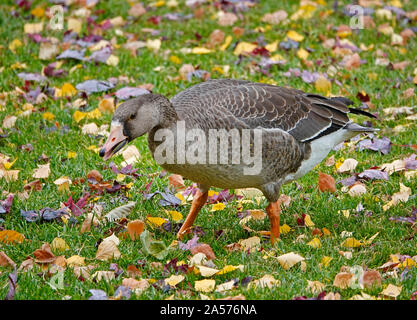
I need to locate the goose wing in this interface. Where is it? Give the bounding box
[172,79,374,142]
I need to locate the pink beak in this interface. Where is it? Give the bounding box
[99,125,128,160]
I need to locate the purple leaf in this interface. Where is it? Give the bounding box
[0,194,14,215]
[17,72,46,82]
[88,289,108,300]
[115,87,150,100]
[178,235,199,251]
[357,137,391,155]
[4,267,17,300]
[358,169,389,181]
[88,46,112,63]
[338,175,357,186]
[56,49,86,61]
[114,286,131,299]
[405,154,417,170]
[76,80,115,94]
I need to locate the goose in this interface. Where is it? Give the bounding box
[99,79,376,242]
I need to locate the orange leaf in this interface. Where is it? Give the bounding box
[318,172,336,193]
[127,220,145,240]
[0,230,25,244]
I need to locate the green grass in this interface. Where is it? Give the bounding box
[0,0,417,300]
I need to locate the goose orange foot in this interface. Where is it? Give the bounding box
[177,190,281,244]
[177,189,208,240]
[266,200,281,243]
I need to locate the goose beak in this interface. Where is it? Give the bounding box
[99,125,128,160]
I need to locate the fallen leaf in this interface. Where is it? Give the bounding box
[276,252,305,270]
[195,279,216,292]
[127,220,145,240]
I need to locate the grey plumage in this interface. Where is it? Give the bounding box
[108,79,376,202]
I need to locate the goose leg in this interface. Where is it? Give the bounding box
[266,200,281,243]
[177,189,209,240]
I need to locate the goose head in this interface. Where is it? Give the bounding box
[99,93,174,160]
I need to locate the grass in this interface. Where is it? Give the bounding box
[0,0,417,300]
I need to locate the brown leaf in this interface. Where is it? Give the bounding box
[127,220,145,240]
[33,243,56,264]
[333,272,352,289]
[128,3,146,17]
[168,174,185,191]
[363,269,382,289]
[126,265,142,278]
[318,172,336,193]
[218,12,237,26]
[122,278,149,292]
[261,10,288,24]
[87,170,103,183]
[190,243,216,260]
[0,251,16,268]
[391,61,409,70]
[207,29,225,49]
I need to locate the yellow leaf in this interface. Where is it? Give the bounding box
[233,42,257,55]
[175,192,187,205]
[220,35,232,51]
[307,237,321,248]
[165,210,183,222]
[165,274,184,287]
[146,216,167,228]
[281,224,291,234]
[341,237,363,248]
[217,264,244,275]
[42,112,55,121]
[265,41,278,53]
[270,54,286,62]
[208,190,218,197]
[3,158,17,170]
[195,279,216,293]
[57,83,77,97]
[211,203,225,211]
[287,30,304,42]
[320,256,333,267]
[73,110,87,123]
[304,214,315,228]
[169,55,182,64]
[31,6,45,18]
[192,47,213,54]
[67,151,77,159]
[86,108,102,119]
[297,48,309,60]
[315,76,331,95]
[51,237,70,253]
[290,4,316,20]
[9,39,22,52]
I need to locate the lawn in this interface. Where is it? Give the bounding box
[0,0,417,300]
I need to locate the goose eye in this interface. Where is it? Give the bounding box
[130,114,136,120]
